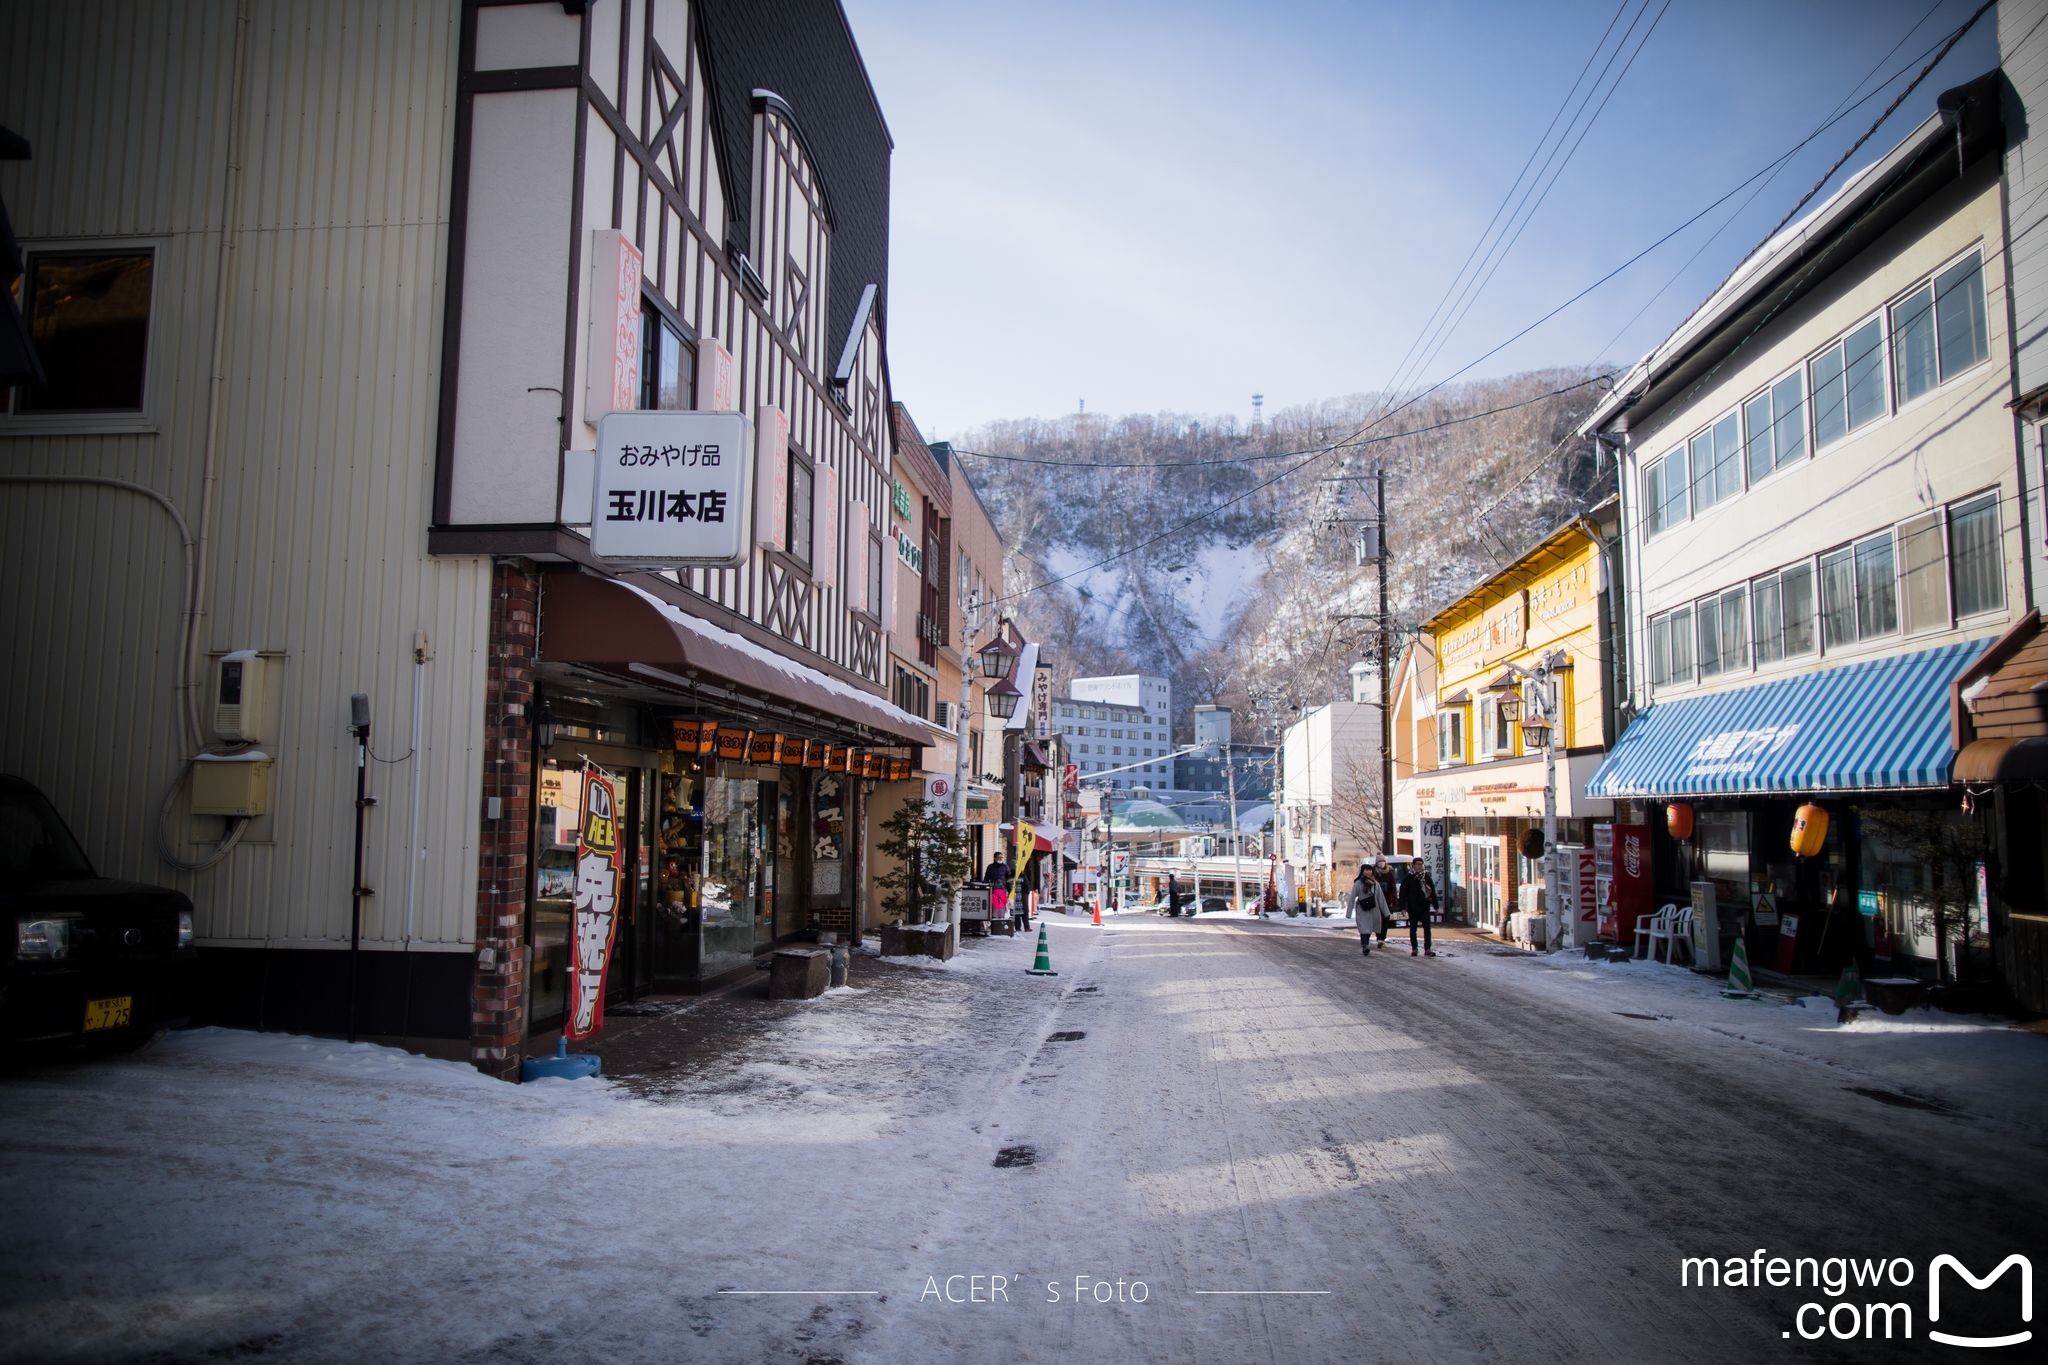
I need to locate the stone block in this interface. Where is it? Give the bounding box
[769,947,830,999]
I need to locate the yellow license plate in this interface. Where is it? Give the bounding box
[83,996,133,1032]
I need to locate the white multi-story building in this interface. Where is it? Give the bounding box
[1583,71,2029,981]
[1275,664,1384,898]
[1054,672,1174,786]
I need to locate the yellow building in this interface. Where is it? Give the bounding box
[1416,506,1618,933]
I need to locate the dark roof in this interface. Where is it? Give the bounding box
[701,0,892,361]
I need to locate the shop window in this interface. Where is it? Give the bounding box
[639,301,695,411]
[1750,561,1816,665]
[1948,492,2003,619]
[10,248,155,414]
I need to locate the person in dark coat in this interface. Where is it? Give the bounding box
[1372,858,1397,943]
[1399,857,1438,956]
[984,855,1010,886]
[1166,872,1183,917]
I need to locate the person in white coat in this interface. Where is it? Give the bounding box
[1348,862,1387,956]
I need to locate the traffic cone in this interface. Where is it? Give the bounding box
[1722,939,1758,998]
[1026,924,1059,975]
[1091,897,1103,927]
[1833,962,1862,1023]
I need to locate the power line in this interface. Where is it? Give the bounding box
[1378,0,1638,405]
[950,373,1611,469]
[1404,0,1674,397]
[987,2,1993,612]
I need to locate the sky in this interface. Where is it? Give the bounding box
[837,0,2000,439]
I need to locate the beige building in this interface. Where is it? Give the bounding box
[1584,72,2030,981]
[0,0,930,1077]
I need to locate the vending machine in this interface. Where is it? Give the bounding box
[1595,822,1655,945]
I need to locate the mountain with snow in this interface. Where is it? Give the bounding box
[959,368,1611,742]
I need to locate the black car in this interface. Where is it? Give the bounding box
[3,774,198,1048]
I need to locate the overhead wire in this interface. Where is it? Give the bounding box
[984,0,1994,613]
[1376,0,1638,405]
[1403,0,1675,396]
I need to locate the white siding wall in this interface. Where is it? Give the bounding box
[2002,0,2048,611]
[1620,170,2024,704]
[0,0,489,952]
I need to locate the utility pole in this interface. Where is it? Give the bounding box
[1375,467,1393,858]
[951,589,981,933]
[1225,747,1243,914]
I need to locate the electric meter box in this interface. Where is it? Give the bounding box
[213,651,272,743]
[191,753,272,817]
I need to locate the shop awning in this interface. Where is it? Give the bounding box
[540,572,931,745]
[1955,736,2048,783]
[1586,638,1990,799]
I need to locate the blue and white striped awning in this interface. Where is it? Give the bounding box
[1586,638,1990,799]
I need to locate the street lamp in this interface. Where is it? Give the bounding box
[986,674,1022,720]
[1486,653,1565,947]
[978,633,1016,681]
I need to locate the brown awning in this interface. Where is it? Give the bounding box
[1021,740,1050,771]
[540,572,930,745]
[1442,688,1471,706]
[1955,737,2048,783]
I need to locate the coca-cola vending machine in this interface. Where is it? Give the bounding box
[1595,822,1654,945]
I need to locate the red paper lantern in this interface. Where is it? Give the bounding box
[1666,802,1694,840]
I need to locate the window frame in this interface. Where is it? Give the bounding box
[637,292,698,413]
[1946,489,2004,622]
[1933,248,1990,384]
[785,446,815,571]
[1644,445,1690,538]
[3,238,164,434]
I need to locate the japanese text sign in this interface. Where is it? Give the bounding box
[593,410,753,566]
[567,762,622,1041]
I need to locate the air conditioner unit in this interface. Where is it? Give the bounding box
[934,701,956,730]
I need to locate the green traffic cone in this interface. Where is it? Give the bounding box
[1026,923,1059,976]
[1723,938,1757,997]
[1833,962,1862,1007]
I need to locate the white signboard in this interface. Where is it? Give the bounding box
[1032,666,1052,740]
[593,411,753,566]
[923,774,955,807]
[584,230,642,418]
[754,405,789,552]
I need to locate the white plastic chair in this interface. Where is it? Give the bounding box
[1634,903,1677,959]
[1650,906,1694,965]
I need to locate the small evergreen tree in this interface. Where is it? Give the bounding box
[876,800,973,924]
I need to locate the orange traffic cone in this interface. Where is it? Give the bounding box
[1092,897,1103,927]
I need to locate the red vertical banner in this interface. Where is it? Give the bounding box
[566,762,623,1041]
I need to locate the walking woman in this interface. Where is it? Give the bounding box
[1348,861,1388,956]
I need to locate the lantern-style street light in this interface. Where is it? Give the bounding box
[986,673,1022,720]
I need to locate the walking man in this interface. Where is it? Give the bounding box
[1372,857,1396,944]
[1399,856,1438,956]
[1349,861,1387,956]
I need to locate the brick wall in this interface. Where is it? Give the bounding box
[471,559,538,1080]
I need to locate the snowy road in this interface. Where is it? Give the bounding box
[4,914,2045,1364]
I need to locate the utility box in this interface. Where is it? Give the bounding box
[191,753,272,817]
[213,651,274,743]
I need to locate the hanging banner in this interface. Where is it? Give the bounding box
[1014,819,1036,862]
[567,762,623,1041]
[1032,666,1053,740]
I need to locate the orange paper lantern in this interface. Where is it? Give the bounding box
[1790,803,1829,858]
[1666,802,1694,841]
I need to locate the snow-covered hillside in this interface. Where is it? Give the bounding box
[960,369,1611,739]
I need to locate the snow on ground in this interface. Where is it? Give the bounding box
[4,911,2042,1363]
[1439,937,2048,1136]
